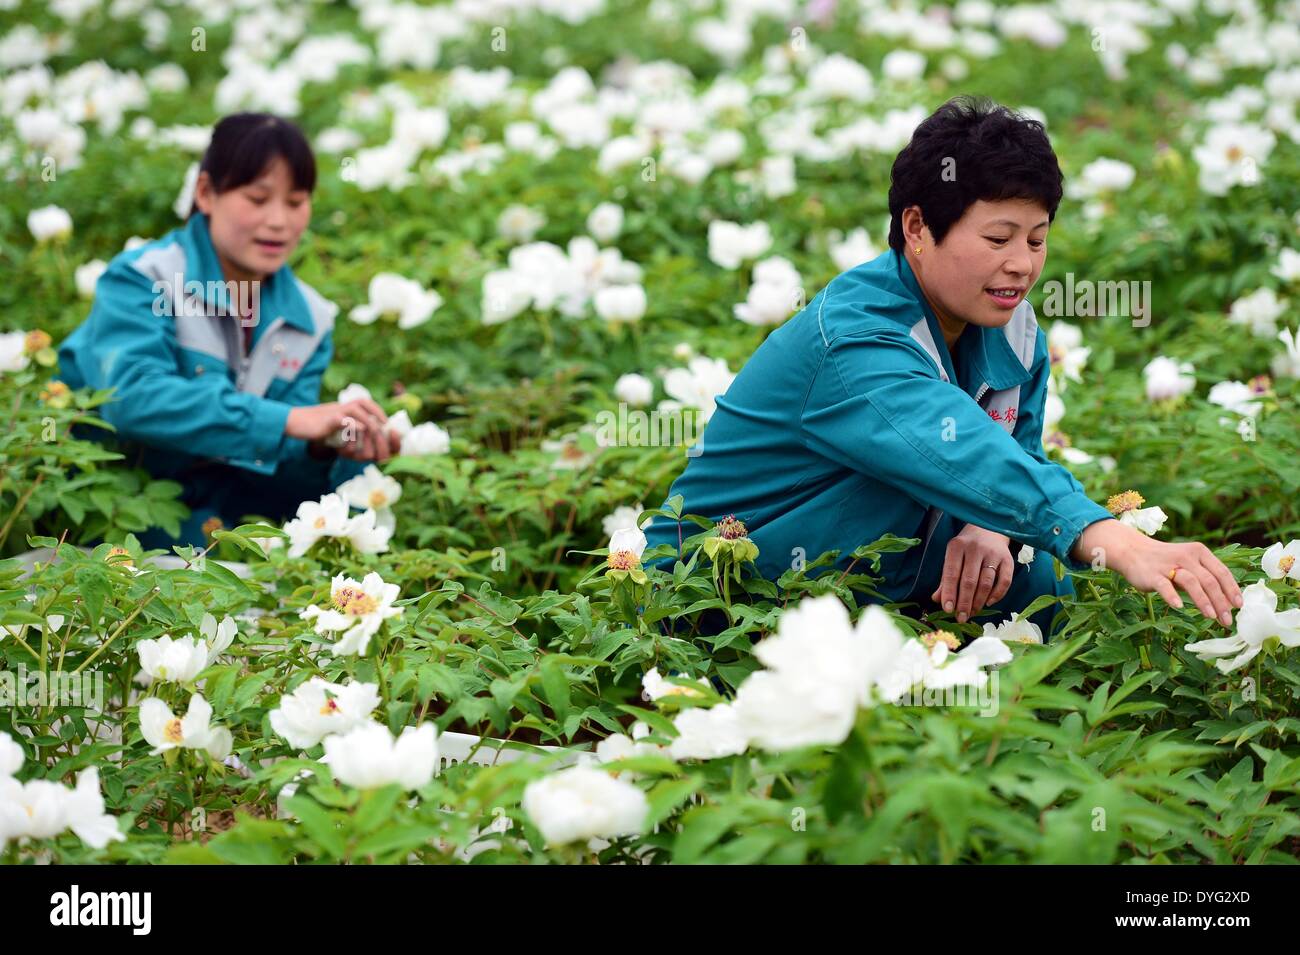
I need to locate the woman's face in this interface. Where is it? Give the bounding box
[905,198,1049,333]
[194,156,311,283]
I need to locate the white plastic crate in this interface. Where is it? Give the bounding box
[437,730,586,771]
[13,546,254,579]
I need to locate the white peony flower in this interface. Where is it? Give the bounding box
[1017,545,1036,565]
[734,256,802,326]
[1067,158,1136,199]
[613,372,653,407]
[668,704,749,760]
[337,464,402,513]
[200,613,237,663]
[882,49,926,82]
[480,269,534,324]
[641,666,707,701]
[658,356,736,423]
[392,106,449,153]
[0,733,22,777]
[0,761,123,850]
[1184,581,1300,673]
[74,259,106,299]
[1271,248,1300,284]
[1047,322,1090,385]
[350,140,417,192]
[593,283,647,323]
[608,526,648,563]
[349,273,443,330]
[1228,288,1287,337]
[602,503,651,538]
[173,161,198,219]
[0,331,29,373]
[139,694,232,759]
[1208,380,1262,418]
[732,599,908,752]
[337,382,372,404]
[586,202,624,243]
[269,677,381,749]
[1143,356,1196,401]
[980,612,1044,645]
[876,635,1010,700]
[135,634,209,685]
[1261,540,1300,581]
[299,572,403,656]
[399,421,451,456]
[283,493,351,557]
[1193,122,1275,196]
[806,53,874,101]
[60,768,125,849]
[322,721,437,790]
[521,765,648,846]
[1274,328,1300,380]
[593,722,665,771]
[707,220,773,270]
[1120,506,1168,536]
[829,227,877,271]
[496,204,546,244]
[27,204,72,242]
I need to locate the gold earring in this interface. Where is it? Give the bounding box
[914,246,922,254]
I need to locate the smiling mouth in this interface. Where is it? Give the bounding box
[985,286,1025,307]
[254,239,287,253]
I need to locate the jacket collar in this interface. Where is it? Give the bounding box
[893,249,1032,392]
[179,213,316,334]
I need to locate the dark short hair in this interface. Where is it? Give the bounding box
[191,113,316,216]
[887,96,1063,252]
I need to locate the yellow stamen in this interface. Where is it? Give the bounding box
[24,329,52,354]
[332,585,379,616]
[606,551,639,571]
[164,718,184,743]
[1106,490,1145,515]
[368,489,388,508]
[319,698,340,716]
[1280,555,1295,575]
[921,630,961,652]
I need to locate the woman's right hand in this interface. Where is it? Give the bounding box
[1072,519,1242,627]
[285,399,395,462]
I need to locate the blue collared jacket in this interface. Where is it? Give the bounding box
[57,213,364,546]
[644,248,1113,601]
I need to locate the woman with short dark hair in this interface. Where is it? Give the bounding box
[646,96,1242,637]
[57,113,402,549]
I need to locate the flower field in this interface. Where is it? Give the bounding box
[2,0,1300,866]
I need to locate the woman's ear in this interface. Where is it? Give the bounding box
[901,205,928,249]
[192,170,215,216]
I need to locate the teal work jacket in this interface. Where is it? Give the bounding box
[644,248,1113,601]
[57,213,364,546]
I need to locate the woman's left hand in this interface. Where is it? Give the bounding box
[930,524,1014,624]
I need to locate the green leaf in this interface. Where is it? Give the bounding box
[1086,681,1112,726]
[353,785,403,835]
[284,794,347,858]
[539,661,571,725]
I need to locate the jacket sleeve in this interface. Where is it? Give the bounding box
[799,327,1113,564]
[80,261,291,475]
[270,327,366,489]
